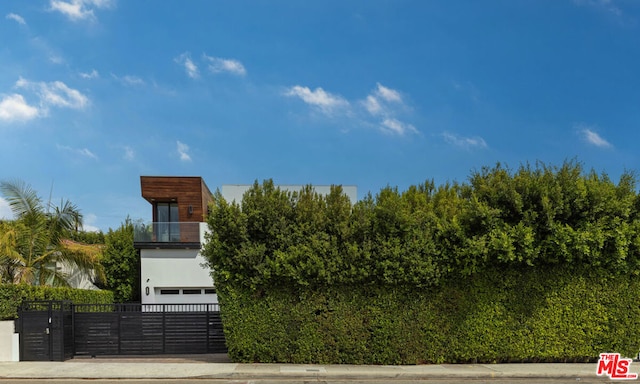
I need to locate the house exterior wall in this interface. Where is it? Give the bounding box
[140,223,217,305]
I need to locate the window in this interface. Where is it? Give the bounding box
[204,288,216,294]
[160,289,179,295]
[155,202,180,241]
[182,289,202,295]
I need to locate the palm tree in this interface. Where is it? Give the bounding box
[0,179,104,287]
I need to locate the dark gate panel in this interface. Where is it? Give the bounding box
[72,303,226,357]
[120,312,164,355]
[19,310,49,361]
[18,301,73,361]
[74,311,119,355]
[165,312,208,354]
[207,312,227,353]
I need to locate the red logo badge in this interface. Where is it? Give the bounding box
[597,353,638,380]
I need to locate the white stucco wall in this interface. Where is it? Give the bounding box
[0,321,19,361]
[141,223,217,305]
[140,248,217,304]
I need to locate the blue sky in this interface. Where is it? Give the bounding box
[1,0,639,232]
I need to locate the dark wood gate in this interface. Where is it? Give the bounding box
[17,301,74,361]
[18,302,226,360]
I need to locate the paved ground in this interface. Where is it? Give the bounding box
[0,355,613,382]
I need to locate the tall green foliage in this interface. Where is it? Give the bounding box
[217,267,640,364]
[203,161,640,363]
[0,180,104,287]
[0,284,113,320]
[101,218,139,302]
[204,161,640,291]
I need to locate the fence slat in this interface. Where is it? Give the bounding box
[69,302,225,356]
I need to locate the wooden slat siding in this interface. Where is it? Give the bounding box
[201,178,214,221]
[140,176,213,224]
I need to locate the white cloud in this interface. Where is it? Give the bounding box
[41,81,88,108]
[283,82,418,136]
[111,74,144,86]
[375,83,402,103]
[177,141,191,162]
[175,53,199,79]
[580,128,612,148]
[363,95,382,115]
[16,77,89,110]
[360,83,417,135]
[82,213,100,232]
[49,0,114,21]
[6,13,26,25]
[122,76,144,86]
[573,0,622,17]
[380,118,417,136]
[203,54,247,76]
[0,94,40,122]
[80,69,99,79]
[285,85,350,115]
[58,144,98,159]
[123,146,134,161]
[442,132,488,149]
[49,55,64,64]
[0,197,14,220]
[362,83,404,117]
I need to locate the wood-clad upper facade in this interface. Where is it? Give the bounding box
[140,176,213,223]
[136,176,213,248]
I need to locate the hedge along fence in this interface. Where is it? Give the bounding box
[218,266,640,364]
[205,162,640,364]
[0,284,114,320]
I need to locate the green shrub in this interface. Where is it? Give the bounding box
[0,284,113,320]
[219,266,640,364]
[205,161,640,363]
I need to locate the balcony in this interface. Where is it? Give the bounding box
[133,222,205,249]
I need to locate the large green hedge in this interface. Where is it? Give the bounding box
[219,266,640,364]
[204,161,640,363]
[0,284,113,320]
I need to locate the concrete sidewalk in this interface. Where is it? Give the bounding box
[0,359,605,381]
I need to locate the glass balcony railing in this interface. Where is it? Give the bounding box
[133,222,203,244]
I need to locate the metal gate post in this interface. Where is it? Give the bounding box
[47,301,53,361]
[206,305,211,353]
[18,303,24,361]
[71,303,75,357]
[117,303,122,355]
[162,304,166,354]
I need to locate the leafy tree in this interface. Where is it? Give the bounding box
[205,162,640,293]
[0,179,104,286]
[101,218,140,302]
[69,230,105,244]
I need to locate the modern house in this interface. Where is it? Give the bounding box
[134,176,357,305]
[134,176,217,305]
